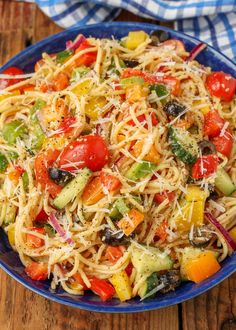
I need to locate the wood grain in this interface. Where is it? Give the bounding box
[0,2,235,330]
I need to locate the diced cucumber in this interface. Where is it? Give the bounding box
[22,172,29,191]
[71,66,90,81]
[3,203,17,226]
[169,126,198,164]
[56,50,73,64]
[44,223,56,237]
[0,153,8,173]
[109,199,130,220]
[149,84,169,103]
[131,244,173,274]
[53,168,92,209]
[215,168,236,196]
[30,99,46,122]
[2,120,28,145]
[125,161,157,181]
[120,76,144,89]
[138,272,159,299]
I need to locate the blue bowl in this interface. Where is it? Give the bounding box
[0,22,235,313]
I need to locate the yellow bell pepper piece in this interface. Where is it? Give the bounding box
[42,136,66,150]
[132,141,160,165]
[176,187,207,231]
[185,185,209,202]
[229,226,236,242]
[125,85,148,103]
[0,91,21,102]
[124,31,148,50]
[72,79,92,96]
[192,100,210,115]
[85,96,106,120]
[110,270,132,302]
[7,224,15,247]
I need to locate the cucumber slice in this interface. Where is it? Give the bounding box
[110,199,130,220]
[169,126,198,164]
[125,161,157,181]
[138,272,159,299]
[215,168,236,196]
[53,168,92,209]
[131,244,173,274]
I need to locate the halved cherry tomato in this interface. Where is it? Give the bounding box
[75,39,97,67]
[155,219,168,242]
[121,68,180,96]
[35,209,49,223]
[212,129,233,158]
[25,262,48,280]
[72,273,88,290]
[100,171,121,192]
[154,191,175,204]
[105,246,123,264]
[89,276,115,301]
[26,227,45,248]
[206,71,236,102]
[204,110,225,138]
[192,154,218,180]
[58,135,109,172]
[0,67,24,89]
[57,116,77,134]
[35,149,62,198]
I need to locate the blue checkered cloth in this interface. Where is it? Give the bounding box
[25,0,236,62]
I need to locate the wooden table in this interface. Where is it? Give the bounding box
[0,2,235,330]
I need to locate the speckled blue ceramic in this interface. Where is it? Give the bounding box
[0,23,235,313]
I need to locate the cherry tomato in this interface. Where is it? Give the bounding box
[35,149,62,198]
[0,67,24,89]
[212,129,233,158]
[57,116,77,134]
[192,154,218,180]
[206,71,236,102]
[26,227,45,248]
[154,191,175,204]
[204,110,225,138]
[25,262,48,281]
[58,135,109,172]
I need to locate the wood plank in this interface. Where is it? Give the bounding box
[182,274,236,330]
[0,269,179,330]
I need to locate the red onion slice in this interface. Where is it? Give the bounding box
[187,43,207,61]
[205,211,236,251]
[66,34,86,51]
[49,213,75,247]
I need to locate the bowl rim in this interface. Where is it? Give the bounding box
[0,22,235,313]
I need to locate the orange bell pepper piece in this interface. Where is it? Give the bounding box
[100,171,121,193]
[185,251,221,283]
[105,246,123,264]
[118,209,144,236]
[82,176,105,206]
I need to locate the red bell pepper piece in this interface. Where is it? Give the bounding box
[105,246,123,264]
[26,227,45,248]
[75,39,97,67]
[100,171,121,192]
[212,129,233,158]
[203,110,225,138]
[35,209,49,223]
[25,262,48,280]
[154,191,175,204]
[73,273,88,290]
[121,68,180,96]
[155,219,168,242]
[57,116,77,134]
[206,71,236,102]
[89,277,115,301]
[127,112,158,127]
[125,263,134,277]
[192,154,218,180]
